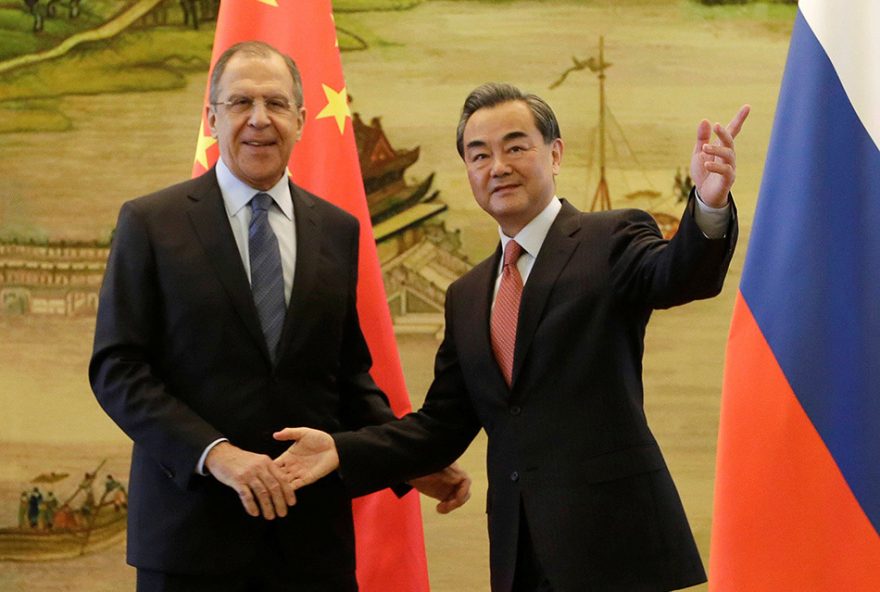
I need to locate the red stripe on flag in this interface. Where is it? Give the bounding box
[710,293,880,591]
[352,491,434,584]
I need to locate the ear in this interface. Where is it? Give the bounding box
[550,138,564,175]
[205,105,218,138]
[294,106,307,141]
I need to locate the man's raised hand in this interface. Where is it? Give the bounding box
[690,104,750,208]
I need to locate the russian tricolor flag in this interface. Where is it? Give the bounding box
[710,1,880,589]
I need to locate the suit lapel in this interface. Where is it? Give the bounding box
[462,245,512,395]
[185,170,269,359]
[276,183,320,361]
[511,200,581,387]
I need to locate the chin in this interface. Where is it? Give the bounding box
[246,168,284,187]
[491,199,528,218]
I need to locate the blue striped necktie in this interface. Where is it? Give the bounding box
[248,192,285,362]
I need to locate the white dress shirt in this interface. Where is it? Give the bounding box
[215,157,297,304]
[197,159,299,475]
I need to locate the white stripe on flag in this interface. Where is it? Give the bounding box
[799,0,880,150]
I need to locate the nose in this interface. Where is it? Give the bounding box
[247,101,271,127]
[490,154,512,177]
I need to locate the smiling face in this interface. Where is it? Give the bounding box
[461,100,563,237]
[206,52,306,191]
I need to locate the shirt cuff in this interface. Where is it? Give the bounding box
[196,438,229,476]
[693,188,731,239]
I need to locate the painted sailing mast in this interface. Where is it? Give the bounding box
[550,36,680,238]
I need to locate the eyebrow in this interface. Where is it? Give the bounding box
[502,131,529,142]
[465,130,530,152]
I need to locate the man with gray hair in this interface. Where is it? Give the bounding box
[90,41,468,592]
[276,82,749,591]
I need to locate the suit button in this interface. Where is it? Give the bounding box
[509,406,521,416]
[510,471,519,482]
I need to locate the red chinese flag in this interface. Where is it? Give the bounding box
[191,2,430,590]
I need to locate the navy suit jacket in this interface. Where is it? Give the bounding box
[335,196,737,591]
[90,169,396,578]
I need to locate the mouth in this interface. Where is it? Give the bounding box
[242,140,276,148]
[491,183,520,196]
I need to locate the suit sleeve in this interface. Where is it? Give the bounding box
[609,191,738,309]
[89,201,222,490]
[334,282,482,497]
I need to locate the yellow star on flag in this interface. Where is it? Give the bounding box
[193,119,217,170]
[315,84,351,134]
[256,0,278,6]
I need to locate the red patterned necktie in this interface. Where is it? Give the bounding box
[491,240,524,387]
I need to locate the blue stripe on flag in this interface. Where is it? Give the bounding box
[741,10,880,533]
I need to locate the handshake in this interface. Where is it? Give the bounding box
[204,427,471,520]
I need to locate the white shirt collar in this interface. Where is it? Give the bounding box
[498,196,562,259]
[216,157,293,220]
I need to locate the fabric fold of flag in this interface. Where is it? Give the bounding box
[191,2,430,590]
[710,1,880,590]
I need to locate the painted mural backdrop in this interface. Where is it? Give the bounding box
[0,1,794,590]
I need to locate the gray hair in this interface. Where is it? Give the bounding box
[455,82,561,158]
[209,41,303,108]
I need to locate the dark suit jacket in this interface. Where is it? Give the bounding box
[335,196,737,592]
[89,169,396,579]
